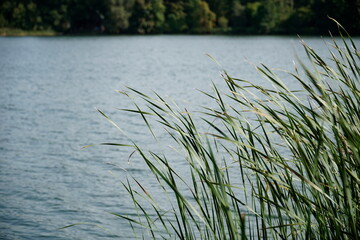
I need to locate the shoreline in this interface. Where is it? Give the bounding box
[0,28,59,37]
[1,28,358,37]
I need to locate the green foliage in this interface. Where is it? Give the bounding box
[229,1,246,31]
[0,0,359,34]
[48,4,70,32]
[105,0,134,34]
[12,3,26,29]
[259,0,293,33]
[153,0,166,31]
[100,22,360,239]
[284,6,314,34]
[217,16,228,29]
[188,0,216,33]
[244,1,262,32]
[164,1,188,33]
[129,0,165,34]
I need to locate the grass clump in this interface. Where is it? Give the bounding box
[100,21,360,239]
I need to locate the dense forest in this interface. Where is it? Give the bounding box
[0,0,359,35]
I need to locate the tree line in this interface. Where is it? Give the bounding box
[1,0,359,35]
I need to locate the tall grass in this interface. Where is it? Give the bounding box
[100,21,359,239]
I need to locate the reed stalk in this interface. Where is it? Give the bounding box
[101,20,360,239]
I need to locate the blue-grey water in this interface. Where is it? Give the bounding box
[0,35,357,239]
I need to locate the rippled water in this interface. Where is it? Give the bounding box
[0,35,357,239]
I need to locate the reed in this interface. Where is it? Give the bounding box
[101,20,360,239]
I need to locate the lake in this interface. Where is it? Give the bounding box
[0,35,357,239]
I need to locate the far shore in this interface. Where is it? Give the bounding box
[0,28,60,37]
[1,28,358,37]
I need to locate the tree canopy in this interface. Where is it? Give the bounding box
[1,0,359,35]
